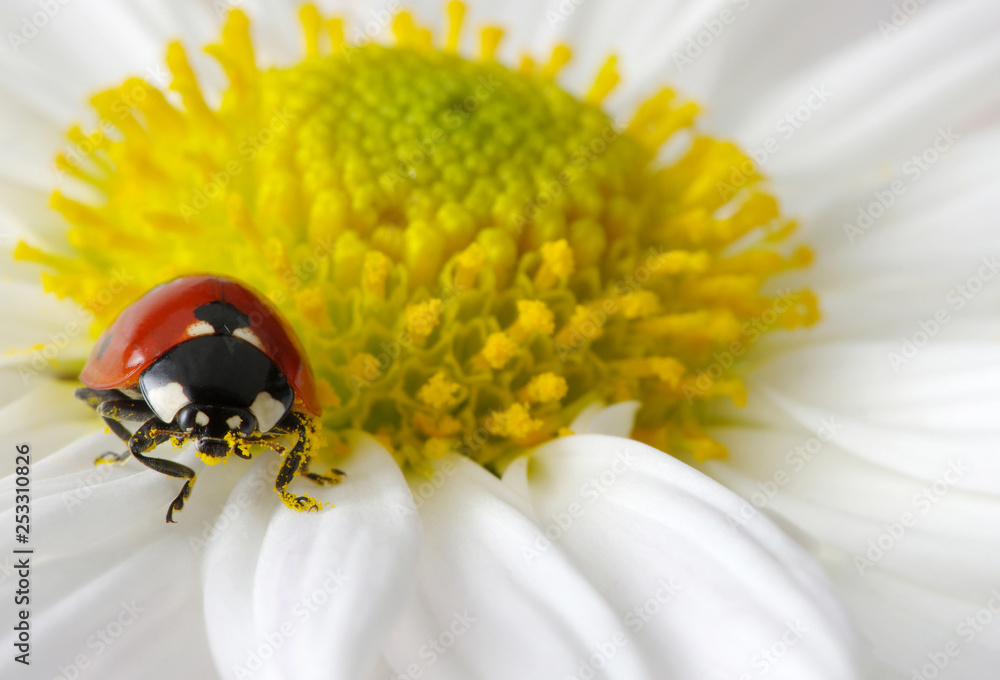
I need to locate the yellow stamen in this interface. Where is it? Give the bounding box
[479,26,503,60]
[227,193,262,242]
[640,248,712,275]
[542,44,572,78]
[519,373,568,404]
[404,221,446,288]
[628,88,699,152]
[685,436,729,463]
[454,242,486,292]
[316,378,342,408]
[418,371,462,410]
[634,311,741,343]
[295,287,332,328]
[263,238,294,283]
[618,357,686,387]
[299,4,323,57]
[444,1,465,52]
[509,300,555,342]
[617,291,660,319]
[13,241,78,272]
[413,412,462,438]
[424,437,453,459]
[586,55,619,104]
[533,239,575,290]
[362,250,391,298]
[349,354,381,383]
[486,403,543,440]
[479,332,519,370]
[405,299,443,344]
[392,12,418,47]
[165,42,220,134]
[326,17,345,53]
[555,304,606,348]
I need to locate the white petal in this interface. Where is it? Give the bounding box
[517,434,863,679]
[570,400,640,438]
[0,431,240,679]
[0,380,95,462]
[0,279,86,357]
[202,436,421,680]
[766,127,1000,344]
[706,425,1000,678]
[567,401,606,433]
[381,455,656,680]
[737,1,1000,184]
[740,342,1000,492]
[0,0,205,113]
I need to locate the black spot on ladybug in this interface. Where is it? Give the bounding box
[194,301,252,335]
[95,333,113,360]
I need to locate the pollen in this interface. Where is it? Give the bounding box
[510,300,555,340]
[417,371,462,411]
[19,2,818,472]
[519,373,568,404]
[533,239,575,290]
[405,299,444,344]
[486,403,543,441]
[479,332,518,370]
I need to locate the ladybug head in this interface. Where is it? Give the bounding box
[177,404,256,455]
[139,336,296,444]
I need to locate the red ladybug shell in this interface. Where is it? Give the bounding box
[80,275,320,415]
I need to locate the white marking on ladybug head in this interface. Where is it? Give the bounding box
[186,321,215,337]
[144,382,190,424]
[226,415,243,430]
[195,411,210,426]
[249,391,286,432]
[233,327,264,351]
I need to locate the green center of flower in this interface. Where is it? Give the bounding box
[16,3,817,473]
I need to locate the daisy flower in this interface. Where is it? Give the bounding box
[0,0,994,679]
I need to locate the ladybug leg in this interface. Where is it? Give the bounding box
[270,412,346,486]
[75,387,125,410]
[271,412,342,513]
[274,444,323,514]
[127,419,198,524]
[97,403,157,465]
[75,389,158,465]
[97,399,156,423]
[301,470,346,486]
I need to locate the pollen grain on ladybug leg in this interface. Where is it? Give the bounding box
[279,492,325,514]
[24,1,819,473]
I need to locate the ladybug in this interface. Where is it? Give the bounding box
[75,274,342,523]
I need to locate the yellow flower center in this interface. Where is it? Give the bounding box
[16,2,818,472]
